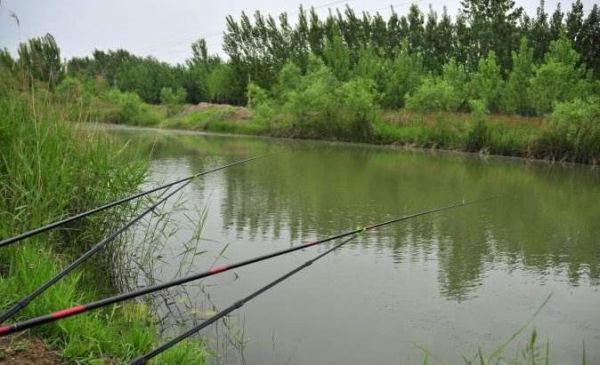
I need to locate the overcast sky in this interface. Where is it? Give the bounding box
[0,0,596,65]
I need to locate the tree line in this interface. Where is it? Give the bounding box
[1,0,599,117]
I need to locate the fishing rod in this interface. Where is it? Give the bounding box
[130,233,361,365]
[0,155,266,249]
[0,199,482,336]
[0,180,191,324]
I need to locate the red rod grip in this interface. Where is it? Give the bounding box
[208,264,228,274]
[51,305,86,319]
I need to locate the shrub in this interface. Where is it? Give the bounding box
[406,77,460,112]
[529,35,591,115]
[538,97,600,163]
[107,89,161,125]
[336,77,377,139]
[56,76,85,102]
[160,86,187,116]
[465,100,489,152]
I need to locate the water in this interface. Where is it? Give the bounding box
[109,126,600,364]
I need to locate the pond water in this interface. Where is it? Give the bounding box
[110,126,600,364]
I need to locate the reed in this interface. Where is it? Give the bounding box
[0,87,206,363]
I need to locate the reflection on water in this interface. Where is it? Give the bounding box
[109,126,600,364]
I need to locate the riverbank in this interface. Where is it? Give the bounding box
[0,93,206,363]
[112,101,599,165]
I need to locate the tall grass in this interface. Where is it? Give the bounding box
[0,90,206,363]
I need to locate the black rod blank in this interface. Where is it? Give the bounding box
[0,200,479,337]
[129,234,360,365]
[0,155,266,249]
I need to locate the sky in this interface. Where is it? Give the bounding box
[0,0,597,65]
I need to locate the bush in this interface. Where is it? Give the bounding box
[406,77,460,112]
[160,86,187,116]
[538,97,600,163]
[107,89,161,125]
[529,35,591,115]
[465,100,489,152]
[336,78,377,139]
[381,41,423,108]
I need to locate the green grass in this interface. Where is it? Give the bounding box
[0,91,206,363]
[143,100,600,164]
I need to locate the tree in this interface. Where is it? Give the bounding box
[529,0,551,63]
[382,40,423,108]
[565,0,584,50]
[407,4,424,52]
[549,3,564,39]
[504,38,535,115]
[459,0,523,71]
[470,51,504,112]
[442,58,469,110]
[323,30,351,81]
[529,34,590,114]
[580,4,600,77]
[17,33,63,88]
[354,46,387,98]
[206,63,237,104]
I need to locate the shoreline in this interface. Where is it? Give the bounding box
[89,121,597,170]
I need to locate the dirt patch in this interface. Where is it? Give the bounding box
[184,102,251,122]
[0,337,63,365]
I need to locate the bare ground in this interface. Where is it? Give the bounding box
[0,337,63,365]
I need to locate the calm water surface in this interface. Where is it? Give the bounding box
[110,126,600,364]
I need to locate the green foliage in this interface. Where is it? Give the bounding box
[442,58,469,110]
[274,61,302,99]
[56,76,86,102]
[17,33,63,88]
[406,77,461,112]
[247,81,270,108]
[116,56,179,104]
[382,42,423,108]
[107,88,161,125]
[354,46,387,98]
[0,91,207,363]
[283,58,339,135]
[470,51,504,113]
[323,31,352,81]
[465,99,490,151]
[160,86,187,116]
[206,62,237,103]
[529,34,591,114]
[0,48,15,70]
[336,78,377,139]
[539,97,600,163]
[504,38,535,115]
[247,57,378,140]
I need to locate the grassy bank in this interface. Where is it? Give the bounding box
[0,92,206,363]
[114,99,599,165]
